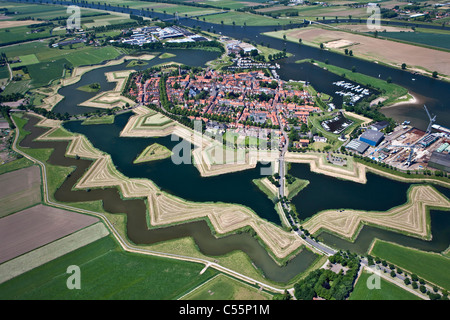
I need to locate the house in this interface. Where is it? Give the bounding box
[370,120,389,132]
[313,136,327,143]
[294,139,310,148]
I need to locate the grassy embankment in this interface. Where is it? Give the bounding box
[81,115,115,125]
[285,177,309,201]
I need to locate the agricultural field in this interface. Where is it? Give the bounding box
[26,58,71,88]
[80,12,136,29]
[256,3,370,19]
[0,25,54,45]
[0,204,99,264]
[378,32,450,50]
[62,46,122,67]
[0,65,10,80]
[0,235,218,299]
[0,2,125,44]
[200,11,293,26]
[369,240,450,290]
[9,54,39,68]
[0,1,117,21]
[349,270,422,300]
[199,0,268,10]
[180,274,274,300]
[0,165,41,218]
[0,157,34,175]
[1,42,123,95]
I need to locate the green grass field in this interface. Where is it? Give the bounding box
[201,11,292,26]
[3,41,121,67]
[0,80,31,96]
[63,46,122,67]
[370,240,450,291]
[0,65,10,80]
[27,58,70,87]
[181,274,273,300]
[349,270,422,300]
[0,25,54,45]
[0,235,218,299]
[3,45,121,92]
[9,54,39,68]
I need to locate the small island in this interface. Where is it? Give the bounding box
[77,82,101,93]
[81,114,115,125]
[159,52,176,60]
[126,59,148,68]
[133,143,173,164]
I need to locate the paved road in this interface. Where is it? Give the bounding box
[276,111,288,198]
[287,212,337,256]
[295,228,337,256]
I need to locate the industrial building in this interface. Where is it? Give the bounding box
[359,129,384,146]
[370,120,389,132]
[419,134,438,148]
[345,139,370,154]
[428,151,450,172]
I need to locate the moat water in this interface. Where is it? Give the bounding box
[63,112,450,259]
